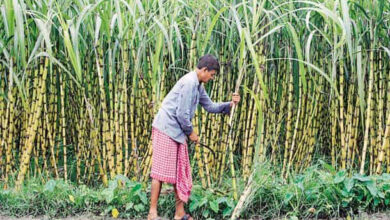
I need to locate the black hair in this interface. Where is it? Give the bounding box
[196,54,220,73]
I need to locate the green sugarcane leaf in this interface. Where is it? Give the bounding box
[286,22,307,93]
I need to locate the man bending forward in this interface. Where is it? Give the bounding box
[148,54,240,220]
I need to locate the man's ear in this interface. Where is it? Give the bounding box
[201,67,207,72]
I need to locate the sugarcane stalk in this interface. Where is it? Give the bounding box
[360,27,375,175]
[15,57,49,189]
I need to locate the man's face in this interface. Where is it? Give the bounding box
[202,68,217,83]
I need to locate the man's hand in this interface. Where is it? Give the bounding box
[189,131,199,144]
[230,93,241,107]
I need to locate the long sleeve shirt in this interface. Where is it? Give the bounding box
[152,71,231,144]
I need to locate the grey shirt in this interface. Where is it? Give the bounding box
[152,71,231,144]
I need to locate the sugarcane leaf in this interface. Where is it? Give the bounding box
[9,65,27,110]
[286,22,307,93]
[13,0,26,68]
[117,0,135,18]
[3,0,14,37]
[201,6,228,55]
[340,0,354,65]
[34,52,80,88]
[382,46,390,57]
[376,0,385,21]
[253,24,284,45]
[110,13,118,36]
[135,0,145,15]
[34,19,51,54]
[243,27,268,100]
[0,36,12,60]
[251,0,266,32]
[153,17,171,57]
[173,21,183,52]
[58,18,82,83]
[231,6,243,36]
[305,30,316,72]
[266,57,339,97]
[351,2,370,19]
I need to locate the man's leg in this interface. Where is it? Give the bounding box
[148,178,162,220]
[173,184,193,220]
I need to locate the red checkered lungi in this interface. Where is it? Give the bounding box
[150,127,193,203]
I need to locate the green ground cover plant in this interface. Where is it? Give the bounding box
[1,161,389,219]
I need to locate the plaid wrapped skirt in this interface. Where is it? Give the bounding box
[150,127,192,203]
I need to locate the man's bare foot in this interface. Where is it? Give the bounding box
[174,213,193,220]
[147,212,160,220]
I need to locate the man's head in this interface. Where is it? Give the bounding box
[196,54,220,83]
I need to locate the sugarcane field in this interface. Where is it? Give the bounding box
[1,0,390,219]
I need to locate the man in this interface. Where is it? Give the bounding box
[147,54,240,220]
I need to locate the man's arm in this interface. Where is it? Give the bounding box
[176,83,199,143]
[199,85,231,114]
